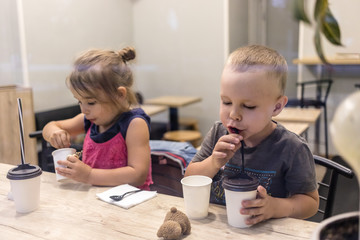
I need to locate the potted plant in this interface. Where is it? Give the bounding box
[293,0,342,64]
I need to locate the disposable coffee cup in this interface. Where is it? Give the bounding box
[52,148,76,181]
[222,174,259,228]
[7,164,42,213]
[181,175,212,219]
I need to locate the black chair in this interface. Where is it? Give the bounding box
[29,105,82,172]
[313,155,354,221]
[286,79,333,158]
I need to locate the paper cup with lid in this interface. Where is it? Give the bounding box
[7,164,42,213]
[222,174,259,228]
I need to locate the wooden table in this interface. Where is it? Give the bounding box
[279,122,309,136]
[0,163,319,240]
[273,107,321,124]
[140,104,167,116]
[145,96,202,130]
[293,57,360,65]
[273,107,322,154]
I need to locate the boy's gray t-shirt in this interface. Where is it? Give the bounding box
[192,121,317,205]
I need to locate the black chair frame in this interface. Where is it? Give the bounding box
[314,155,354,220]
[287,79,333,158]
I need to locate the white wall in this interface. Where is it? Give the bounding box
[22,0,134,111]
[3,0,303,140]
[0,0,22,86]
[298,0,360,156]
[132,0,225,134]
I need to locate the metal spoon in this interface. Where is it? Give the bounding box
[109,189,142,201]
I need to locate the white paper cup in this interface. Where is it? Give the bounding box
[224,189,257,228]
[181,175,212,219]
[7,164,42,213]
[52,148,76,181]
[223,174,259,228]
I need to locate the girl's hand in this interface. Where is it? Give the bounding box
[48,129,71,149]
[241,185,274,226]
[56,155,92,184]
[211,134,243,169]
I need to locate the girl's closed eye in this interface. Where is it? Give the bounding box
[222,100,232,106]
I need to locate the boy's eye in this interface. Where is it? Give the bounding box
[88,102,96,105]
[244,104,256,110]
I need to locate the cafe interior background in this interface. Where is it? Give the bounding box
[1,0,360,214]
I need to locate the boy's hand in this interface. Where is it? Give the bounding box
[56,155,92,184]
[211,134,243,169]
[241,185,274,226]
[48,129,71,149]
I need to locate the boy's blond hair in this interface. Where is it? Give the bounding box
[226,45,288,95]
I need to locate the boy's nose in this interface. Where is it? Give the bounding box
[230,108,242,121]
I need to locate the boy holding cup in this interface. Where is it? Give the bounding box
[185,45,319,226]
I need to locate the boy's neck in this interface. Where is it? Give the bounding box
[244,121,276,148]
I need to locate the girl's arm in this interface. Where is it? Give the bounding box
[85,117,151,186]
[42,113,85,149]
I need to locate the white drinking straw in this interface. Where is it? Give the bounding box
[17,98,26,165]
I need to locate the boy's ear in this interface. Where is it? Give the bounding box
[272,95,288,116]
[117,86,127,99]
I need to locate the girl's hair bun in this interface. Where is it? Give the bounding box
[118,47,136,62]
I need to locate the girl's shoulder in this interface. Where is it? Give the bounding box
[123,108,150,126]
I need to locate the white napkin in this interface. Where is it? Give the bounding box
[96,184,157,209]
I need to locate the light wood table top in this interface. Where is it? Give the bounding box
[140,104,167,116]
[145,96,202,130]
[273,107,321,124]
[145,95,202,108]
[279,122,310,136]
[293,57,360,65]
[0,163,319,240]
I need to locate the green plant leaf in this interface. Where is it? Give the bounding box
[293,0,311,24]
[314,0,328,19]
[314,23,329,65]
[320,8,342,46]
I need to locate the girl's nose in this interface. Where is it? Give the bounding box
[80,105,89,115]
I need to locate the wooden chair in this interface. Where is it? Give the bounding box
[163,130,202,147]
[179,117,199,131]
[312,155,354,221]
[286,79,333,158]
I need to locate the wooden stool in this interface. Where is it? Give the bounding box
[163,130,202,147]
[179,117,199,130]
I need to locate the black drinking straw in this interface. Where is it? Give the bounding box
[241,140,245,173]
[17,98,26,165]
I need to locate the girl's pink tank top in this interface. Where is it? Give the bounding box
[82,127,152,190]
